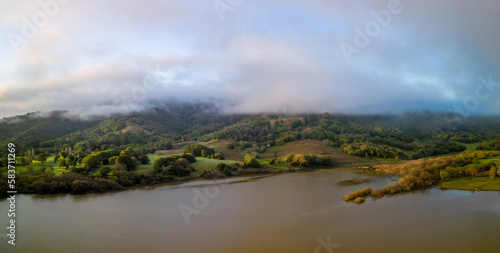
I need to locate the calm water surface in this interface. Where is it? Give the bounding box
[1,168,500,253]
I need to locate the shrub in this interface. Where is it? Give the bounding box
[133,170,158,185]
[243,155,260,168]
[269,158,276,165]
[217,163,234,176]
[97,167,111,178]
[440,171,450,181]
[370,189,385,198]
[213,153,225,160]
[183,144,215,157]
[162,164,191,177]
[139,154,150,164]
[465,166,478,177]
[70,166,89,175]
[71,179,123,195]
[285,154,295,163]
[115,155,139,171]
[154,153,196,172]
[286,154,334,167]
[109,164,134,187]
[176,158,190,168]
[343,187,373,201]
[226,143,236,150]
[354,197,365,203]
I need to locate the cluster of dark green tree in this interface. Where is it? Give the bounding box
[43,128,171,155]
[340,142,404,159]
[282,154,335,167]
[153,153,196,177]
[0,162,170,195]
[225,141,267,154]
[80,147,150,172]
[344,151,500,202]
[55,149,91,168]
[241,154,260,168]
[211,117,274,143]
[183,144,224,159]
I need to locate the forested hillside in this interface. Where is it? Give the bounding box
[2,104,500,196]
[1,104,500,160]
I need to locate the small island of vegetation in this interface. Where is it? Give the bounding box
[344,147,500,203]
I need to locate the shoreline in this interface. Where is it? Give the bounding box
[2,163,366,198]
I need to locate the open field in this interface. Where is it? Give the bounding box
[11,155,80,176]
[464,142,489,151]
[259,140,376,166]
[441,177,500,191]
[202,140,245,161]
[138,150,241,177]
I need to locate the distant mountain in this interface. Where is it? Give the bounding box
[1,103,500,160]
[0,110,102,149]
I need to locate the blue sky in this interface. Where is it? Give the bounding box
[0,0,499,118]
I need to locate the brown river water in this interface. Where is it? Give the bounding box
[1,168,500,253]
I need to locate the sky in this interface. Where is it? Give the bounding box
[0,0,499,118]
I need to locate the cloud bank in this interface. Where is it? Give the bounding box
[1,0,499,118]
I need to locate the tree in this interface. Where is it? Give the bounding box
[176,158,190,168]
[59,150,69,159]
[120,147,135,158]
[139,154,150,165]
[440,171,450,181]
[243,155,260,168]
[115,155,137,171]
[465,166,478,177]
[82,154,100,169]
[289,119,303,129]
[37,154,47,165]
[183,144,215,157]
[59,158,68,169]
[489,166,496,179]
[213,153,225,160]
[97,167,111,178]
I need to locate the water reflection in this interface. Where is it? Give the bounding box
[1,168,500,253]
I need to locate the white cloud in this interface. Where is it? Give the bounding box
[0,0,499,118]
